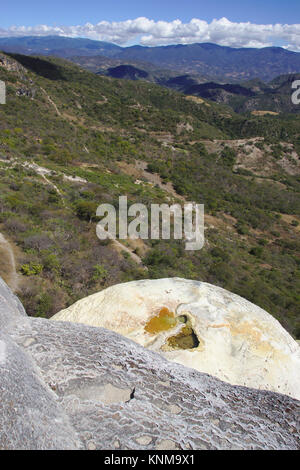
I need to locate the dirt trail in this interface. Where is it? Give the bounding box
[0,232,20,292]
[0,159,88,207]
[96,225,147,270]
[111,238,147,269]
[23,161,67,206]
[40,87,61,116]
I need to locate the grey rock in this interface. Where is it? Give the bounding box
[0,277,299,450]
[0,277,26,331]
[0,331,82,449]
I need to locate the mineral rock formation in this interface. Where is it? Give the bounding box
[1,277,299,450]
[53,278,300,401]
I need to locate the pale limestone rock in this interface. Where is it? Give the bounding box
[53,278,300,400]
[73,383,132,405]
[168,404,181,414]
[136,436,152,445]
[156,439,177,450]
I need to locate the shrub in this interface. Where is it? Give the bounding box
[24,234,53,252]
[210,247,230,262]
[249,246,264,258]
[21,263,43,276]
[236,223,249,235]
[4,217,28,233]
[220,146,236,168]
[43,254,61,274]
[92,264,108,283]
[36,292,52,318]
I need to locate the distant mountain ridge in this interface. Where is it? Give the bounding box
[0,35,121,57]
[115,43,300,81]
[1,36,300,81]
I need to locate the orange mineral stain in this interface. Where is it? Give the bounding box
[145,307,177,334]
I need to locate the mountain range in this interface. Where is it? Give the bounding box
[1,36,300,82]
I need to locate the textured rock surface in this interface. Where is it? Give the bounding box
[53,278,300,401]
[0,276,26,331]
[0,331,81,450]
[1,277,299,450]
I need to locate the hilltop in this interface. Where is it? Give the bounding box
[0,52,300,338]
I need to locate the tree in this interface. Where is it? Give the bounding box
[75,200,98,222]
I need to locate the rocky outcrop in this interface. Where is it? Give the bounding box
[0,277,299,450]
[53,278,300,401]
[0,53,27,74]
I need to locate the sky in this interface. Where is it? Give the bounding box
[1,0,300,50]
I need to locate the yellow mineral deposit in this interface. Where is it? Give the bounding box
[144,307,177,334]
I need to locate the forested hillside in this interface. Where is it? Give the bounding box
[0,52,300,338]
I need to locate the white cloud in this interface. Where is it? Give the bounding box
[1,17,300,51]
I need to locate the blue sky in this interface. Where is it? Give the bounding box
[1,0,300,50]
[1,0,299,26]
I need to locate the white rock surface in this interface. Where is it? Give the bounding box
[53,278,300,400]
